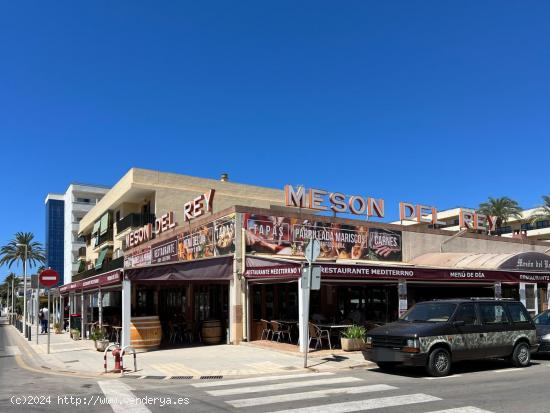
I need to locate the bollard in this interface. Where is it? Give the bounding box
[28,325,31,341]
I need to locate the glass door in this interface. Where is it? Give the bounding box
[519,282,538,317]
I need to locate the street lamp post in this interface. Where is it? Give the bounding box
[11,277,14,324]
[16,243,28,338]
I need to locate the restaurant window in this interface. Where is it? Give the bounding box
[159,288,186,320]
[136,288,155,316]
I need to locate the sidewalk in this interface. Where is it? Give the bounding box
[18,323,374,378]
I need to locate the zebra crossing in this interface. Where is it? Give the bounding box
[191,372,494,413]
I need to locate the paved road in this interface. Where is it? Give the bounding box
[2,316,550,412]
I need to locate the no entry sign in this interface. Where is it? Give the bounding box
[39,269,59,288]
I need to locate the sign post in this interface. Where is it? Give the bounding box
[302,239,320,368]
[39,269,59,355]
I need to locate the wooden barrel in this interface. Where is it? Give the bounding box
[201,320,222,344]
[130,316,162,351]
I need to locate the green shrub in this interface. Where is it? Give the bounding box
[341,325,366,339]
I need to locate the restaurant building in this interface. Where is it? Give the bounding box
[58,168,550,353]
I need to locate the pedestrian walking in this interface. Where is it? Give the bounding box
[40,305,49,333]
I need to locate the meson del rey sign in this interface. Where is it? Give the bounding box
[125,212,177,249]
[125,190,216,250]
[284,185,498,232]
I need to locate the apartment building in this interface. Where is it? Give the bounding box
[46,184,110,285]
[393,206,550,243]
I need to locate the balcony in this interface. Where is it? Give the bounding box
[93,229,114,249]
[73,256,124,281]
[116,213,156,234]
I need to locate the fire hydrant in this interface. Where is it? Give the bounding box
[112,348,122,373]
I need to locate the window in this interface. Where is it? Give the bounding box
[454,303,477,324]
[535,220,550,229]
[401,302,457,322]
[534,311,550,325]
[507,303,530,323]
[479,303,509,324]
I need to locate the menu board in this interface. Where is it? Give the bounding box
[151,237,179,265]
[244,213,402,262]
[124,246,151,268]
[124,214,236,268]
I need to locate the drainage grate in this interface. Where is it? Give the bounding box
[143,376,165,380]
[122,375,139,379]
[41,366,51,370]
[64,360,79,364]
[200,375,223,380]
[170,376,194,380]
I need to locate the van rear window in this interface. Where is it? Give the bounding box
[507,303,530,323]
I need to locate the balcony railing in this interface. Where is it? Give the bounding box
[116,213,156,234]
[94,229,114,248]
[74,256,124,281]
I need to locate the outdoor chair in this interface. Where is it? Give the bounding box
[271,321,292,343]
[309,322,332,350]
[260,319,272,340]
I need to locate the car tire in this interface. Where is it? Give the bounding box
[511,342,531,368]
[376,362,398,371]
[426,348,452,377]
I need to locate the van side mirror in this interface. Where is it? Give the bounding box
[453,320,466,327]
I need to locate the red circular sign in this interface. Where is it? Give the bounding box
[39,269,60,288]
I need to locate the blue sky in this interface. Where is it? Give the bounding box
[1,1,549,278]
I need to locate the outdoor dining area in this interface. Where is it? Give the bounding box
[250,282,397,351]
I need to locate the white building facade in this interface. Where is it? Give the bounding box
[63,184,110,284]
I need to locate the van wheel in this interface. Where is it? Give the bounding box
[511,342,531,367]
[427,348,451,377]
[377,362,398,371]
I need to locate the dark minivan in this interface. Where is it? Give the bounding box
[364,299,538,377]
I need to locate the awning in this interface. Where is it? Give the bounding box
[244,256,550,283]
[59,270,122,294]
[99,213,110,235]
[95,248,108,270]
[244,256,302,280]
[92,220,101,235]
[125,256,233,281]
[410,251,550,272]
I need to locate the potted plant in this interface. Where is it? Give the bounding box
[341,325,366,351]
[53,322,62,334]
[70,328,81,340]
[90,327,109,351]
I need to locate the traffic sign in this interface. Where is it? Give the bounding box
[39,269,59,288]
[305,239,320,264]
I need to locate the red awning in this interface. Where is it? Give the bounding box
[244,256,302,280]
[125,256,233,281]
[244,256,550,284]
[59,270,122,294]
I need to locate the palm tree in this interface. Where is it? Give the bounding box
[0,232,46,269]
[529,195,550,226]
[478,197,523,233]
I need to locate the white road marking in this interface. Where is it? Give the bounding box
[227,384,397,408]
[424,374,463,380]
[425,407,495,413]
[207,376,362,397]
[192,372,333,388]
[265,393,441,413]
[98,380,151,413]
